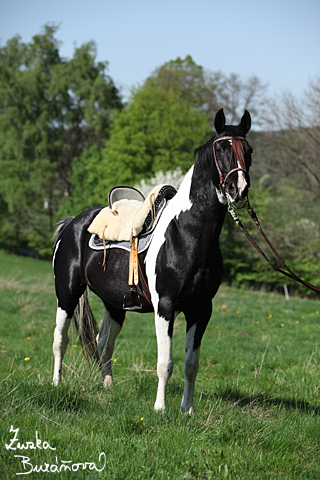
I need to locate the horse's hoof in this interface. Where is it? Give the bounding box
[103,375,113,389]
[180,404,195,415]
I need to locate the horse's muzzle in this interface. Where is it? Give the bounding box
[225,170,250,205]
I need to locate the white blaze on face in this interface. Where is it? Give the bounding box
[228,139,247,201]
[237,167,247,196]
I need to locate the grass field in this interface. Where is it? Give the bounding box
[0,250,320,479]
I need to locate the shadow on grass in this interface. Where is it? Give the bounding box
[214,386,320,416]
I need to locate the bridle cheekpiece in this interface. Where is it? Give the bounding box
[212,136,248,195]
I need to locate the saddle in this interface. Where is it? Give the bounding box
[87,184,177,310]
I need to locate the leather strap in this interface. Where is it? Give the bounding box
[213,136,248,193]
[228,203,320,294]
[128,236,139,286]
[138,260,153,305]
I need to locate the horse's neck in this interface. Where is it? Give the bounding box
[172,162,227,242]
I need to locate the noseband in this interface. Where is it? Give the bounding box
[213,136,248,194]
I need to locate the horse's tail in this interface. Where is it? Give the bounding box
[52,217,74,244]
[72,289,100,363]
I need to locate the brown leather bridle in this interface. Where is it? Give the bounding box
[213,136,249,194]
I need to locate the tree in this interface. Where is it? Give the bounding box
[148,58,268,128]
[0,24,121,254]
[263,77,320,194]
[72,56,212,204]
[219,77,320,295]
[66,56,270,211]
[215,73,268,127]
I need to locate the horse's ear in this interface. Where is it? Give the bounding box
[214,109,226,134]
[239,110,251,135]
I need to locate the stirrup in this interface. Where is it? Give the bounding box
[123,286,142,311]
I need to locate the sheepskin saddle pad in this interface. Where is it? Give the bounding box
[87,184,177,244]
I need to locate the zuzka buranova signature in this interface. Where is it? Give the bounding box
[5,426,106,475]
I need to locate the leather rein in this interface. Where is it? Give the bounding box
[213,135,320,294]
[228,199,320,294]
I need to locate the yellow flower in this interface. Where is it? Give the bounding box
[296,321,299,324]
[268,314,272,318]
[27,337,30,340]
[256,321,259,324]
[113,358,117,362]
[140,417,143,421]
[236,310,240,314]
[24,357,30,361]
[281,324,284,327]
[74,344,77,348]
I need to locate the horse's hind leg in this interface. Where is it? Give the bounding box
[52,285,86,386]
[97,305,125,388]
[52,306,72,386]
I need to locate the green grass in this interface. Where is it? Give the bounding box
[0,250,320,479]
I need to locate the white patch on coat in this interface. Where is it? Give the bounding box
[145,166,194,311]
[52,239,61,269]
[215,187,227,205]
[52,306,71,386]
[153,314,174,411]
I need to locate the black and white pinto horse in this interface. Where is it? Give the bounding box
[52,109,253,413]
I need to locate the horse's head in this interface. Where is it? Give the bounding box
[213,109,252,206]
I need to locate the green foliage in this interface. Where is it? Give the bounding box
[1,252,320,479]
[72,56,212,201]
[221,181,320,296]
[0,24,122,255]
[0,22,318,299]
[57,145,103,217]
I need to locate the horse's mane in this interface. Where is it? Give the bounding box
[194,136,214,160]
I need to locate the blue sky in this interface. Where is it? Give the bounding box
[0,0,319,100]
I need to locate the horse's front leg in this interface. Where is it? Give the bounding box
[97,306,124,389]
[181,301,212,413]
[181,323,200,413]
[52,307,71,386]
[154,314,174,411]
